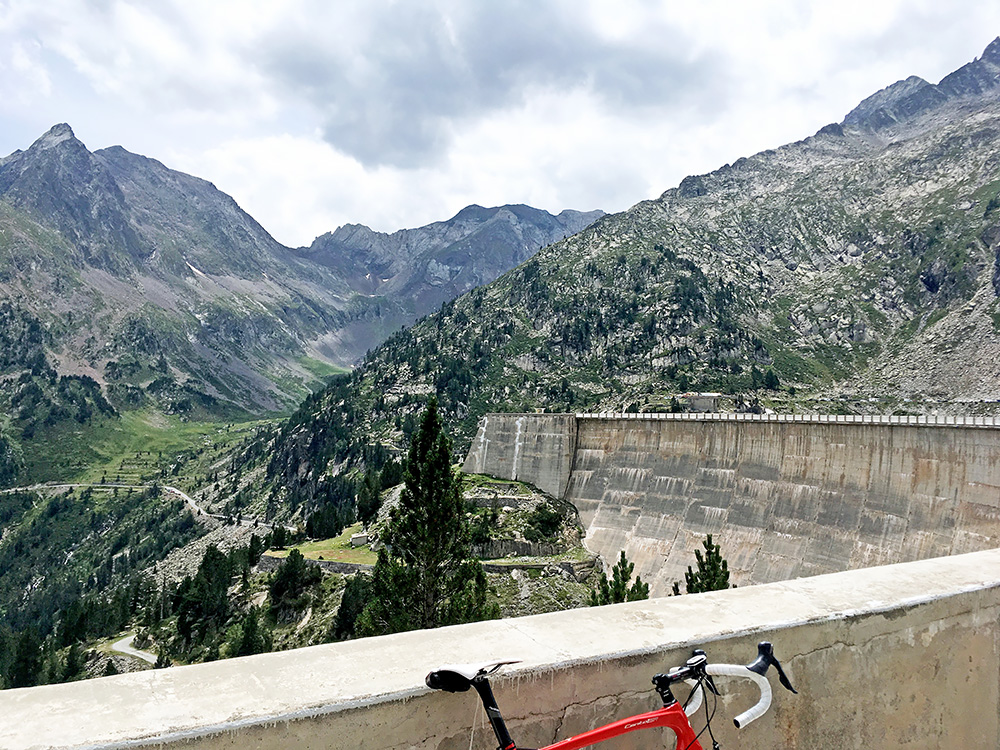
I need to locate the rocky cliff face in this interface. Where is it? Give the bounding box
[295,204,603,363]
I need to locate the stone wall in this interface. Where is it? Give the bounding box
[466,413,1000,595]
[255,553,372,576]
[5,549,999,750]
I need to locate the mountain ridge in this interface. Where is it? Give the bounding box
[256,36,1000,511]
[0,124,602,484]
[295,203,603,363]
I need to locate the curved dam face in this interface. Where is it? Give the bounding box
[463,413,1000,596]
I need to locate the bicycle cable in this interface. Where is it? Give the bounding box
[468,694,483,750]
[682,676,721,750]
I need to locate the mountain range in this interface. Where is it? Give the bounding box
[0,126,601,420]
[261,37,1000,501]
[294,204,601,364]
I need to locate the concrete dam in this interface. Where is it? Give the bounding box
[462,412,1000,596]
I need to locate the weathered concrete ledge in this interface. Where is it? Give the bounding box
[3,548,1000,749]
[575,411,1000,427]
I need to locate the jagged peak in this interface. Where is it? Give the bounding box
[30,123,81,152]
[449,204,497,223]
[329,222,378,243]
[982,36,1000,65]
[842,38,1000,132]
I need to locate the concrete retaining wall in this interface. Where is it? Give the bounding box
[462,413,577,499]
[5,549,1000,750]
[467,413,1000,595]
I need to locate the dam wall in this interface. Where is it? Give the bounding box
[462,413,577,498]
[5,549,1000,749]
[465,413,1000,595]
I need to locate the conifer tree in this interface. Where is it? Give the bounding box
[154,648,171,669]
[356,470,382,528]
[589,550,649,606]
[673,534,732,594]
[332,573,372,640]
[230,607,272,656]
[356,399,496,636]
[269,548,321,618]
[11,627,41,688]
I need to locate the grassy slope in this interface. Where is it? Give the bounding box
[19,409,272,486]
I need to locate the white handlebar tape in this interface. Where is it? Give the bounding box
[706,664,772,728]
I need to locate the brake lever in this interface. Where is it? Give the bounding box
[747,642,797,694]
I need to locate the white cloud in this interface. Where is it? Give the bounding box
[1,0,1000,247]
[0,39,51,110]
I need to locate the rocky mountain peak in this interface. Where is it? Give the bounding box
[843,39,1000,132]
[842,75,943,131]
[982,36,1000,65]
[29,123,80,152]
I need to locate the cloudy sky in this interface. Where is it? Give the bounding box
[1,1,999,247]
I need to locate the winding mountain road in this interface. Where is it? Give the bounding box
[0,482,293,532]
[110,633,156,665]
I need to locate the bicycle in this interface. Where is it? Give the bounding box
[426,641,797,750]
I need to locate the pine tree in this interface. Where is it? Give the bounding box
[11,627,42,688]
[231,607,272,657]
[673,534,732,594]
[332,573,372,640]
[356,470,382,528]
[62,642,85,681]
[175,544,232,643]
[589,550,650,606]
[248,533,265,568]
[356,399,497,636]
[269,548,321,618]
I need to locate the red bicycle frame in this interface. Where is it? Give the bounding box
[427,644,796,750]
[539,701,701,749]
[460,666,703,750]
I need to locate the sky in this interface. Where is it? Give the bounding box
[1,1,999,248]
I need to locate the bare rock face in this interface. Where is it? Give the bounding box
[295,204,603,363]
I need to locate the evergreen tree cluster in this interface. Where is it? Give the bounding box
[0,487,199,637]
[268,548,322,621]
[0,429,24,488]
[589,550,650,606]
[11,372,116,438]
[0,302,48,376]
[355,400,497,637]
[172,535,268,660]
[255,376,404,521]
[672,535,733,595]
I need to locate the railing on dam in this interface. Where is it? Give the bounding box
[575,411,1000,428]
[3,549,1000,750]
